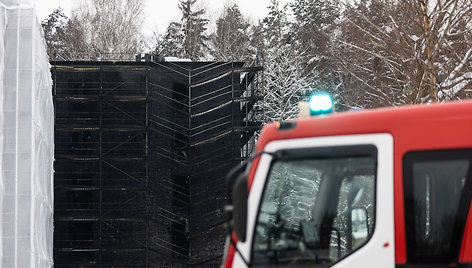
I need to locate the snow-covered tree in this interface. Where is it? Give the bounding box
[209,4,252,62]
[262,0,315,122]
[146,28,166,56]
[290,0,340,74]
[289,0,342,109]
[263,44,316,121]
[161,0,209,60]
[64,0,145,60]
[41,7,69,60]
[161,21,186,58]
[333,0,472,108]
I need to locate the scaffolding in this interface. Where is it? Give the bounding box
[0,2,54,267]
[52,58,262,267]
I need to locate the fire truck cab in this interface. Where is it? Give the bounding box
[223,100,472,267]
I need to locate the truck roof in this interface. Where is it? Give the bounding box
[257,99,472,153]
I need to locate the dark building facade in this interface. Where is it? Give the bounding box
[52,59,262,267]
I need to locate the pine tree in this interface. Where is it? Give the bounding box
[261,0,314,122]
[181,0,209,60]
[41,7,69,60]
[210,4,252,62]
[290,0,339,54]
[289,0,340,89]
[161,21,186,58]
[161,0,209,60]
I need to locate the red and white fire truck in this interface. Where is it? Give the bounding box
[223,97,472,267]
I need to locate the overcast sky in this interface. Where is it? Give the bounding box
[34,0,292,35]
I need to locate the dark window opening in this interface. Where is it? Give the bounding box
[172,174,189,208]
[171,219,189,257]
[174,131,187,151]
[70,131,93,149]
[71,101,86,112]
[173,82,187,102]
[403,149,472,264]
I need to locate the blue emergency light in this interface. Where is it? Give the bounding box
[308,92,334,115]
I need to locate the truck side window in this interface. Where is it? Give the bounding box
[403,149,472,264]
[332,173,375,257]
[252,145,377,266]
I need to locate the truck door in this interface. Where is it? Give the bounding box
[232,133,394,267]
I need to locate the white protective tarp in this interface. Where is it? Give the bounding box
[0,0,54,267]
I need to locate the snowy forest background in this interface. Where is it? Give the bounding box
[42,0,472,121]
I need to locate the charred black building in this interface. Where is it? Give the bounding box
[52,59,262,267]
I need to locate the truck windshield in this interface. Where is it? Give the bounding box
[252,149,376,266]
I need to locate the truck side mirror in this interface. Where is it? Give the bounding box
[225,163,247,203]
[232,173,248,242]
